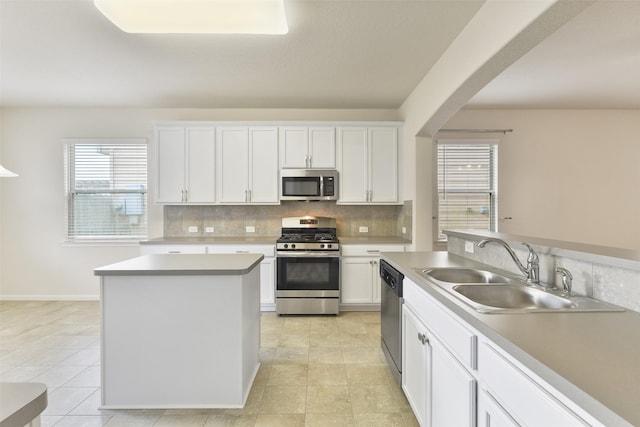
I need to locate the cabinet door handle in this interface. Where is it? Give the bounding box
[417,332,429,345]
[248,189,252,202]
[366,250,380,254]
[235,250,250,253]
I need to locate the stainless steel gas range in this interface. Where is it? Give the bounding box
[275,216,340,315]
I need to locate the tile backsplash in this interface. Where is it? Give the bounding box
[448,235,640,312]
[163,200,412,239]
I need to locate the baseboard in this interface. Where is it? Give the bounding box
[0,295,100,301]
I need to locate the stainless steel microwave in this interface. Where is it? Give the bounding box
[280,169,338,201]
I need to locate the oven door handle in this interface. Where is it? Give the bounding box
[277,251,340,258]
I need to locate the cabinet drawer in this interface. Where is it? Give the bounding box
[478,342,588,426]
[341,244,404,257]
[404,279,477,370]
[206,244,275,257]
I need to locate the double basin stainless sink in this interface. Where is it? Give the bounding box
[414,267,623,313]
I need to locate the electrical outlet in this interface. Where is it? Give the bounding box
[465,241,475,254]
[359,226,368,233]
[245,226,256,233]
[188,226,198,233]
[402,226,407,234]
[205,227,214,233]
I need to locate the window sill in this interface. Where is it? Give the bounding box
[61,240,145,247]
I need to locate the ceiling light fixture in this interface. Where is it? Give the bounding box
[0,164,18,178]
[94,0,288,34]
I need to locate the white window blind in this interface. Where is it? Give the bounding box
[436,142,497,241]
[64,139,148,242]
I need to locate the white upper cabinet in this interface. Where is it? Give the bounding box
[155,122,400,205]
[216,126,279,204]
[337,126,399,204]
[279,127,336,169]
[368,127,398,203]
[155,126,215,204]
[249,127,280,203]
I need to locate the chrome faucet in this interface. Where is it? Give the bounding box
[476,238,542,286]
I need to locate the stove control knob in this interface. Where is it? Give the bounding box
[291,244,296,249]
[327,244,332,249]
[320,244,325,249]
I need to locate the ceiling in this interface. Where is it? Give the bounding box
[1,0,639,110]
[467,0,640,109]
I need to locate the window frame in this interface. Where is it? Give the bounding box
[433,139,498,243]
[63,138,148,244]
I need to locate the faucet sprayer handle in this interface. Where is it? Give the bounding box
[521,243,539,263]
[555,267,573,295]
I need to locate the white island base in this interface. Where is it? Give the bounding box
[95,254,262,409]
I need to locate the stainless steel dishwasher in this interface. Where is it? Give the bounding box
[380,259,404,386]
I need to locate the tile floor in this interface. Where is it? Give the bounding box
[0,301,417,426]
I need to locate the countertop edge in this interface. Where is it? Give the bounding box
[0,382,48,427]
[140,236,412,245]
[139,237,279,245]
[94,254,264,276]
[381,251,635,427]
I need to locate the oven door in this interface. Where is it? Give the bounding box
[276,252,340,298]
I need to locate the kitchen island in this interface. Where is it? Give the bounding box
[94,253,263,409]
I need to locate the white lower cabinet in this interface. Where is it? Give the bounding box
[340,244,405,307]
[477,390,519,427]
[478,342,591,427]
[431,333,476,427]
[402,304,429,426]
[206,245,276,310]
[402,301,476,427]
[140,244,276,310]
[402,277,601,427]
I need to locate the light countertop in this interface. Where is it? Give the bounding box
[338,236,411,245]
[140,236,279,245]
[94,253,264,276]
[382,251,640,427]
[141,236,411,245]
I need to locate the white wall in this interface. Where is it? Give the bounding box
[0,107,397,299]
[398,0,587,251]
[441,109,640,250]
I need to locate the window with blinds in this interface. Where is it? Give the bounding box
[63,139,148,242]
[436,141,497,241]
